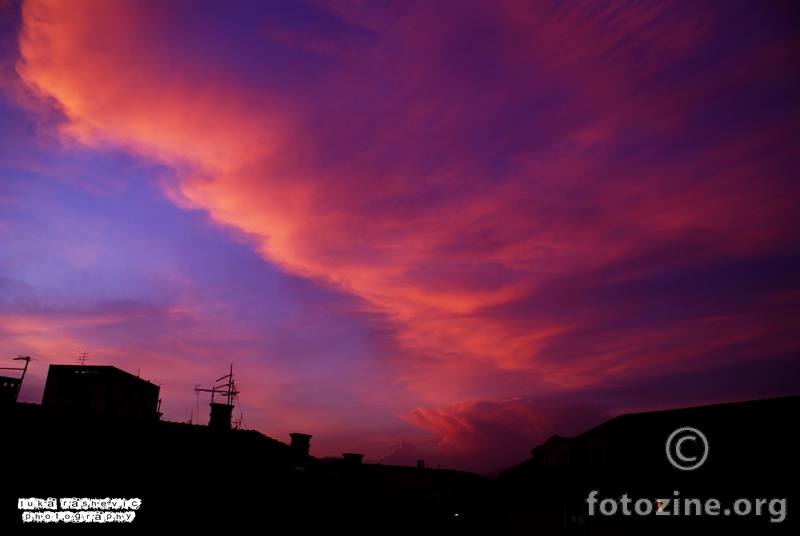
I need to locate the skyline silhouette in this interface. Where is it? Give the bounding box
[3,361,796,532]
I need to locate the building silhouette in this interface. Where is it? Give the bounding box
[0,376,21,405]
[3,359,796,533]
[1,361,499,533]
[500,396,799,534]
[41,365,161,419]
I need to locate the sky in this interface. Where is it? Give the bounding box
[1,0,798,474]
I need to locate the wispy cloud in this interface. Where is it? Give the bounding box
[2,0,797,470]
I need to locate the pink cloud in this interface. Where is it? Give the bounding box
[9,0,800,466]
[403,397,608,473]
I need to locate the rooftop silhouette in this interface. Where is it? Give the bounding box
[2,359,796,533]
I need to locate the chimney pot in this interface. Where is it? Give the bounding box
[342,453,364,465]
[208,403,233,430]
[289,433,312,457]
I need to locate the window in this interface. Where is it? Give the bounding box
[564,501,585,532]
[586,438,606,464]
[589,447,604,464]
[545,450,569,465]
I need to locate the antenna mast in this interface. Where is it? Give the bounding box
[195,364,238,405]
[195,364,240,430]
[0,355,34,402]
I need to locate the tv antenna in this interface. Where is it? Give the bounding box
[0,355,36,401]
[195,364,239,406]
[194,383,201,425]
[78,351,89,366]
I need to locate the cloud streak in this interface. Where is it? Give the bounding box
[3,0,798,470]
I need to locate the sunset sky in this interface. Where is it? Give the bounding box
[1,0,798,473]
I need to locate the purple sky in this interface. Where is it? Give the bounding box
[1,0,799,473]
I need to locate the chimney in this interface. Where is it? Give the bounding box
[342,453,364,465]
[289,433,312,457]
[417,459,425,469]
[208,402,233,430]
